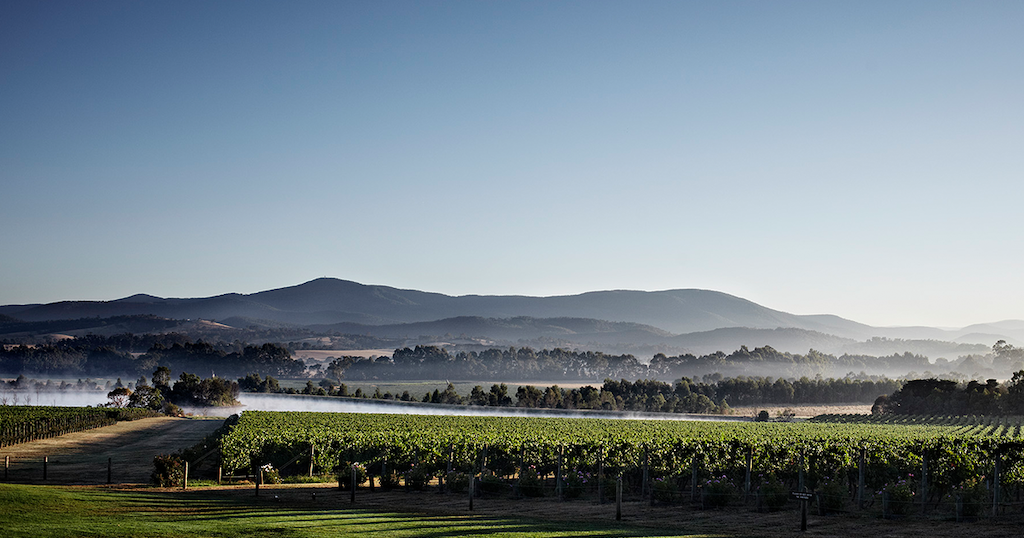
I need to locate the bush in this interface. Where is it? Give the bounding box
[405,464,431,490]
[480,471,508,495]
[446,471,469,493]
[260,463,282,484]
[151,454,184,487]
[816,477,848,514]
[652,477,678,504]
[880,475,915,515]
[519,467,544,497]
[562,471,589,499]
[703,475,737,508]
[336,463,366,489]
[947,477,989,518]
[758,476,790,511]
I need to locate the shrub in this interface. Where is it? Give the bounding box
[446,471,469,493]
[879,475,915,515]
[652,477,678,504]
[260,463,282,484]
[336,462,366,489]
[816,477,848,514]
[758,475,790,511]
[406,464,431,490]
[151,454,184,487]
[519,466,545,497]
[562,471,589,500]
[702,475,737,508]
[480,471,507,495]
[947,477,989,518]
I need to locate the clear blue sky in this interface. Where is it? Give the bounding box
[2,1,1022,328]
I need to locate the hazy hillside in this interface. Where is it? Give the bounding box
[1,278,1018,357]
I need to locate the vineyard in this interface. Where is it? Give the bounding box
[0,406,159,447]
[220,411,1024,516]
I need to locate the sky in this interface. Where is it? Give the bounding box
[2,1,1022,328]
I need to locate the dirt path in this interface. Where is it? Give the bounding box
[1,416,225,485]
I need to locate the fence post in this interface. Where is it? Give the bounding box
[616,476,622,521]
[993,452,1001,517]
[744,445,753,503]
[642,445,649,500]
[43,456,48,481]
[217,465,222,485]
[183,461,189,490]
[690,457,698,503]
[598,446,605,504]
[469,469,475,511]
[857,448,865,510]
[798,452,805,491]
[4,455,8,481]
[556,445,564,501]
[921,451,929,514]
[256,466,261,497]
[351,465,356,504]
[309,445,315,477]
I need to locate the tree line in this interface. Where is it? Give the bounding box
[242,374,900,414]
[0,338,303,379]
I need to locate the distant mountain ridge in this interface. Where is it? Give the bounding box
[0,278,1019,355]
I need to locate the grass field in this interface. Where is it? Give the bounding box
[0,483,710,538]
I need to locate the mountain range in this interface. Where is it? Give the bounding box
[1,278,1017,357]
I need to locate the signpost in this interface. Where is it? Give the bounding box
[791,491,814,531]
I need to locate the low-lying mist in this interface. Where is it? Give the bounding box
[0,389,747,422]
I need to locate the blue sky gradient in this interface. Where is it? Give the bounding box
[2,1,1022,327]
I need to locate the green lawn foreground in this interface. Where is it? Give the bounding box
[0,484,715,538]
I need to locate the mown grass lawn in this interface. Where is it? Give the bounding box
[0,484,715,538]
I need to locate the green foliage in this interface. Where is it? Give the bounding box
[445,471,469,493]
[518,466,544,497]
[702,475,737,508]
[151,454,184,487]
[758,475,790,511]
[652,477,678,503]
[879,475,915,515]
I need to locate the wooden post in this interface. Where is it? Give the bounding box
[744,445,753,502]
[309,445,315,477]
[516,446,525,498]
[921,451,929,514]
[350,465,356,504]
[107,457,112,484]
[598,446,605,504]
[556,446,563,501]
[217,465,222,485]
[183,461,189,490]
[43,456,47,481]
[882,489,889,519]
[690,457,698,503]
[468,470,475,511]
[801,487,808,531]
[993,452,1001,517]
[798,452,805,492]
[4,455,8,481]
[857,448,865,510]
[642,445,649,500]
[616,476,622,521]
[256,467,262,496]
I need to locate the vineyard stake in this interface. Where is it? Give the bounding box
[993,452,1001,516]
[217,465,222,485]
[468,470,474,511]
[107,457,112,484]
[5,455,9,481]
[351,465,356,504]
[615,476,622,521]
[642,445,649,500]
[744,445,752,502]
[256,467,262,497]
[183,461,189,490]
[857,448,865,510]
[43,456,47,481]
[690,457,698,503]
[556,446,563,501]
[598,446,605,504]
[921,451,929,514]
[309,445,315,477]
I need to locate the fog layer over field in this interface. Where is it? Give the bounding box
[0,389,746,421]
[232,393,747,421]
